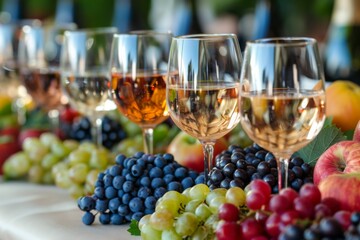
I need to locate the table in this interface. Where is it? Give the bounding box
[0,181,139,240]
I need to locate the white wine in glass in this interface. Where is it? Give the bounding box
[60,27,117,146]
[239,37,326,191]
[167,34,242,182]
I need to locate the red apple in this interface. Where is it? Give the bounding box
[19,128,48,146]
[313,141,360,185]
[318,173,360,211]
[167,131,228,173]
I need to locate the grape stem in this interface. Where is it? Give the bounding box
[201,141,215,184]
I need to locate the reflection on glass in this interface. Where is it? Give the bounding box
[239,37,326,191]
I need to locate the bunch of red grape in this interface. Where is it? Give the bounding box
[216,180,353,239]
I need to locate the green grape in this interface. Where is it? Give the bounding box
[205,188,227,205]
[86,169,100,189]
[141,223,162,240]
[149,209,174,231]
[68,163,89,184]
[41,153,60,170]
[139,215,151,231]
[184,199,202,213]
[204,214,219,232]
[161,228,182,240]
[89,148,109,170]
[51,141,71,158]
[51,162,68,177]
[42,171,54,184]
[225,187,246,207]
[54,171,72,189]
[84,183,95,195]
[28,164,44,183]
[3,152,31,178]
[78,141,97,152]
[189,184,210,202]
[191,225,209,240]
[68,149,91,166]
[156,198,180,217]
[68,183,85,199]
[209,196,227,213]
[161,191,189,210]
[174,212,199,237]
[114,138,143,156]
[23,138,49,163]
[63,139,79,151]
[39,132,60,147]
[182,187,191,199]
[195,203,212,222]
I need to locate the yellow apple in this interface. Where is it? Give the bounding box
[325,80,360,131]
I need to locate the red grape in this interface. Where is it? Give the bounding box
[246,190,268,210]
[299,183,321,206]
[249,179,272,200]
[294,197,315,219]
[280,210,299,225]
[265,213,283,237]
[269,194,292,213]
[321,197,340,215]
[279,187,299,203]
[218,203,240,222]
[240,218,264,240]
[333,210,351,231]
[216,221,240,240]
[314,203,332,219]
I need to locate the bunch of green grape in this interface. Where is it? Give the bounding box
[3,132,116,199]
[3,133,76,184]
[52,141,115,199]
[138,184,247,240]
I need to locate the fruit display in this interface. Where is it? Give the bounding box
[77,152,200,225]
[3,80,360,238]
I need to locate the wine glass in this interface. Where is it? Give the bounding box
[166,34,242,182]
[109,31,172,154]
[239,37,326,191]
[17,23,77,128]
[60,27,117,146]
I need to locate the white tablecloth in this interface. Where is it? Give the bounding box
[0,180,139,240]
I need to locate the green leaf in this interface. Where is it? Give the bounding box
[127,219,141,236]
[294,123,347,166]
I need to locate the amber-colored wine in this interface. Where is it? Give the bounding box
[20,68,62,110]
[167,83,240,141]
[111,73,169,127]
[240,89,326,153]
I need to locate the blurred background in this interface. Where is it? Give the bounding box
[3,0,358,87]
[0,0,333,44]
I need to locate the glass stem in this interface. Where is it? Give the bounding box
[91,117,103,146]
[143,128,153,155]
[278,157,289,191]
[201,142,215,184]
